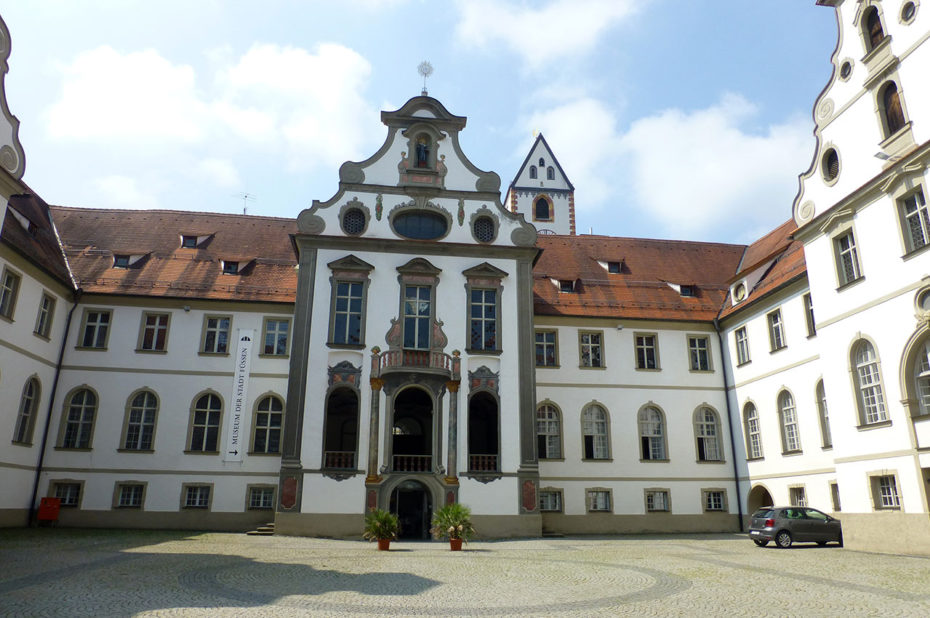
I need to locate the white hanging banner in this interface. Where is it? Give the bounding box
[223,328,253,462]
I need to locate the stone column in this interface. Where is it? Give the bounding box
[445,379,460,484]
[366,348,383,484]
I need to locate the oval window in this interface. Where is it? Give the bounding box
[393,211,448,240]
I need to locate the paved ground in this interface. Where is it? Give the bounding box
[1,529,929,617]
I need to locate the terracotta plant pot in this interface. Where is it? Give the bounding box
[449,538,463,551]
[377,538,391,551]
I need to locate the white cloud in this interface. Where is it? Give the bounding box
[91,175,160,209]
[195,158,241,189]
[455,0,644,70]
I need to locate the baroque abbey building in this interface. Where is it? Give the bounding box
[2,0,930,555]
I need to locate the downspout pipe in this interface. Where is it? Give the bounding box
[714,317,744,532]
[28,288,81,524]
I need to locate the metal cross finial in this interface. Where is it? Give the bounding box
[418,61,433,96]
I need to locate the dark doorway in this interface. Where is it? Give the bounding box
[390,480,432,540]
[747,485,774,514]
[323,388,358,469]
[468,392,499,471]
[392,387,433,472]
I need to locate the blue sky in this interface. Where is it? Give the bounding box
[0,1,837,244]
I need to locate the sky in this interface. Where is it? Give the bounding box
[0,1,838,245]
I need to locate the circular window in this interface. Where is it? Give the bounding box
[919,289,930,311]
[393,211,448,240]
[473,216,495,243]
[342,208,366,235]
[840,61,852,80]
[734,283,747,302]
[902,1,917,22]
[821,148,839,183]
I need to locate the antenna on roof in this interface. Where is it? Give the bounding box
[236,192,256,215]
[418,61,433,96]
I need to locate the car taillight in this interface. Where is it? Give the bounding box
[765,518,774,527]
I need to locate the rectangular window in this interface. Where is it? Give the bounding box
[804,293,816,337]
[201,316,231,354]
[789,486,807,507]
[181,235,198,248]
[33,293,55,338]
[79,310,111,349]
[113,255,130,268]
[834,230,862,286]
[539,490,563,512]
[54,482,82,507]
[902,190,930,253]
[332,281,363,345]
[535,330,558,366]
[703,490,726,512]
[767,309,786,351]
[735,327,750,365]
[874,475,901,509]
[646,489,670,512]
[586,489,611,512]
[139,312,169,351]
[183,485,211,509]
[248,486,275,510]
[579,332,603,368]
[263,318,290,355]
[559,280,575,293]
[607,261,621,274]
[635,334,658,369]
[403,285,431,349]
[469,288,497,351]
[688,336,710,371]
[222,261,239,275]
[830,482,841,512]
[0,267,21,319]
[116,483,144,508]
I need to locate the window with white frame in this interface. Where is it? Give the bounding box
[332,281,365,345]
[582,404,610,460]
[536,404,562,459]
[116,483,144,508]
[54,482,81,507]
[139,312,169,351]
[183,485,211,509]
[778,391,801,453]
[688,336,710,371]
[469,288,498,351]
[201,316,231,354]
[803,293,816,337]
[248,486,275,510]
[539,490,562,512]
[901,190,930,253]
[743,402,763,459]
[34,293,55,338]
[695,407,722,461]
[789,486,807,507]
[403,285,432,349]
[0,267,21,319]
[767,309,786,351]
[816,380,832,448]
[703,490,726,512]
[854,340,887,425]
[263,318,290,355]
[914,340,930,416]
[124,390,157,451]
[735,327,750,365]
[638,406,667,460]
[252,395,283,454]
[78,309,111,348]
[535,330,558,366]
[189,393,222,452]
[635,334,658,369]
[579,332,603,368]
[13,378,40,444]
[586,489,611,512]
[872,475,900,509]
[834,230,862,287]
[645,489,670,512]
[61,389,96,449]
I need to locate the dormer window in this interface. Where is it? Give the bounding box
[680,285,695,297]
[559,280,575,293]
[222,261,239,275]
[864,6,885,52]
[113,255,130,269]
[529,165,537,179]
[181,235,198,248]
[607,261,622,274]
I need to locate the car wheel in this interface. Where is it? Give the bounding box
[775,530,792,548]
[752,539,768,547]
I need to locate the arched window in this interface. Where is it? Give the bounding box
[538,157,545,167]
[546,166,555,180]
[124,390,157,450]
[778,391,801,453]
[743,402,762,459]
[529,165,537,179]
[582,404,610,459]
[252,395,284,454]
[638,405,666,460]
[61,388,97,449]
[323,388,358,469]
[853,340,887,425]
[13,378,40,444]
[914,340,930,416]
[468,392,499,472]
[536,404,562,459]
[189,393,222,452]
[816,381,832,448]
[534,197,551,221]
[694,406,722,461]
[881,82,905,136]
[864,6,885,51]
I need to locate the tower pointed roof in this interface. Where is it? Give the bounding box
[509,133,574,192]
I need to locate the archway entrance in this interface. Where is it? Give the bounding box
[390,480,432,540]
[392,387,433,472]
[747,485,774,514]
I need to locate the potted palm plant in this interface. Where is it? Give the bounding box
[430,502,476,550]
[363,508,400,551]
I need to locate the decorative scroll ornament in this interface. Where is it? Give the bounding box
[328,361,361,388]
[457,199,465,226]
[468,366,499,394]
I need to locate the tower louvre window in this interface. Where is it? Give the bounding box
[864,7,885,51]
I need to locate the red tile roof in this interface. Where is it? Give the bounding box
[50,207,298,303]
[731,218,796,282]
[2,193,74,287]
[533,235,746,322]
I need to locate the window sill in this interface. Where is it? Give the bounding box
[587,510,612,514]
[466,348,503,356]
[873,506,901,512]
[581,458,613,462]
[696,459,726,464]
[539,509,562,514]
[703,509,727,513]
[736,360,751,368]
[135,348,167,354]
[535,364,561,369]
[806,333,817,340]
[113,505,142,510]
[769,346,787,354]
[640,458,670,463]
[258,353,290,359]
[689,368,713,374]
[117,448,154,454]
[821,445,834,451]
[54,446,92,452]
[32,332,51,342]
[579,365,606,370]
[198,352,230,357]
[902,241,930,262]
[248,451,282,457]
[0,314,14,324]
[647,509,671,514]
[183,450,220,455]
[539,457,565,462]
[11,440,34,447]
[856,420,892,431]
[780,449,803,457]
[74,346,108,351]
[248,506,275,511]
[326,343,365,350]
[745,456,764,462]
[635,367,661,372]
[181,506,210,510]
[836,276,865,292]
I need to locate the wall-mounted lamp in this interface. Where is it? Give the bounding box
[183,305,191,312]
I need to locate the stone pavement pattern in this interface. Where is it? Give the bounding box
[1,529,929,616]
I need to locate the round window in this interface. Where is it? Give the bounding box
[840,61,852,80]
[734,283,747,302]
[822,148,839,183]
[473,216,495,243]
[919,289,930,311]
[902,2,916,22]
[393,211,448,240]
[342,208,366,235]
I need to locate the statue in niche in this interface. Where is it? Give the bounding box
[415,136,430,168]
[437,154,447,179]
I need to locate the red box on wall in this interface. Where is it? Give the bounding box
[37,497,60,522]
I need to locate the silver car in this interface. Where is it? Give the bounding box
[748,506,843,548]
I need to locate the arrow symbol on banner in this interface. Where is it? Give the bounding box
[228,450,239,456]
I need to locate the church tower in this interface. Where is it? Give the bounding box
[506,134,576,235]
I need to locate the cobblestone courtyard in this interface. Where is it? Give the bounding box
[1,529,929,616]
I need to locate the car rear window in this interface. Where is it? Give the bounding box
[752,509,774,518]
